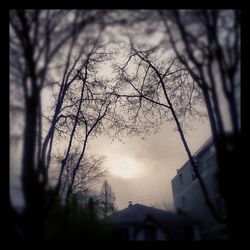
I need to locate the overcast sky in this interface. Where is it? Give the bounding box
[89,115,211,210]
[10,111,212,211]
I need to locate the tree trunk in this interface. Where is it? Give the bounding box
[21,95,45,239]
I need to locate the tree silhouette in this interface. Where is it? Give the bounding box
[158,9,240,238]
[110,10,240,237]
[10,9,110,239]
[57,150,106,204]
[9,9,240,240]
[112,40,226,223]
[98,180,116,219]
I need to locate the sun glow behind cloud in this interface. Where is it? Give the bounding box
[108,156,143,179]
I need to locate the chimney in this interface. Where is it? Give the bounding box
[128,201,132,207]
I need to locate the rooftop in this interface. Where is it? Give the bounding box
[107,203,193,225]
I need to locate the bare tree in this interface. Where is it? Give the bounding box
[113,41,226,223]
[109,9,240,233]
[98,180,116,219]
[9,9,109,239]
[10,9,105,198]
[43,41,119,209]
[157,9,240,237]
[160,10,240,135]
[56,149,106,203]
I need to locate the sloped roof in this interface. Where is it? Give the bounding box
[107,203,193,225]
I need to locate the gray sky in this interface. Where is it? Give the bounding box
[89,117,211,210]
[10,103,212,211]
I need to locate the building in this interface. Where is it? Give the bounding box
[171,138,227,239]
[107,202,200,240]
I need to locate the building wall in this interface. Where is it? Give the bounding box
[171,141,226,239]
